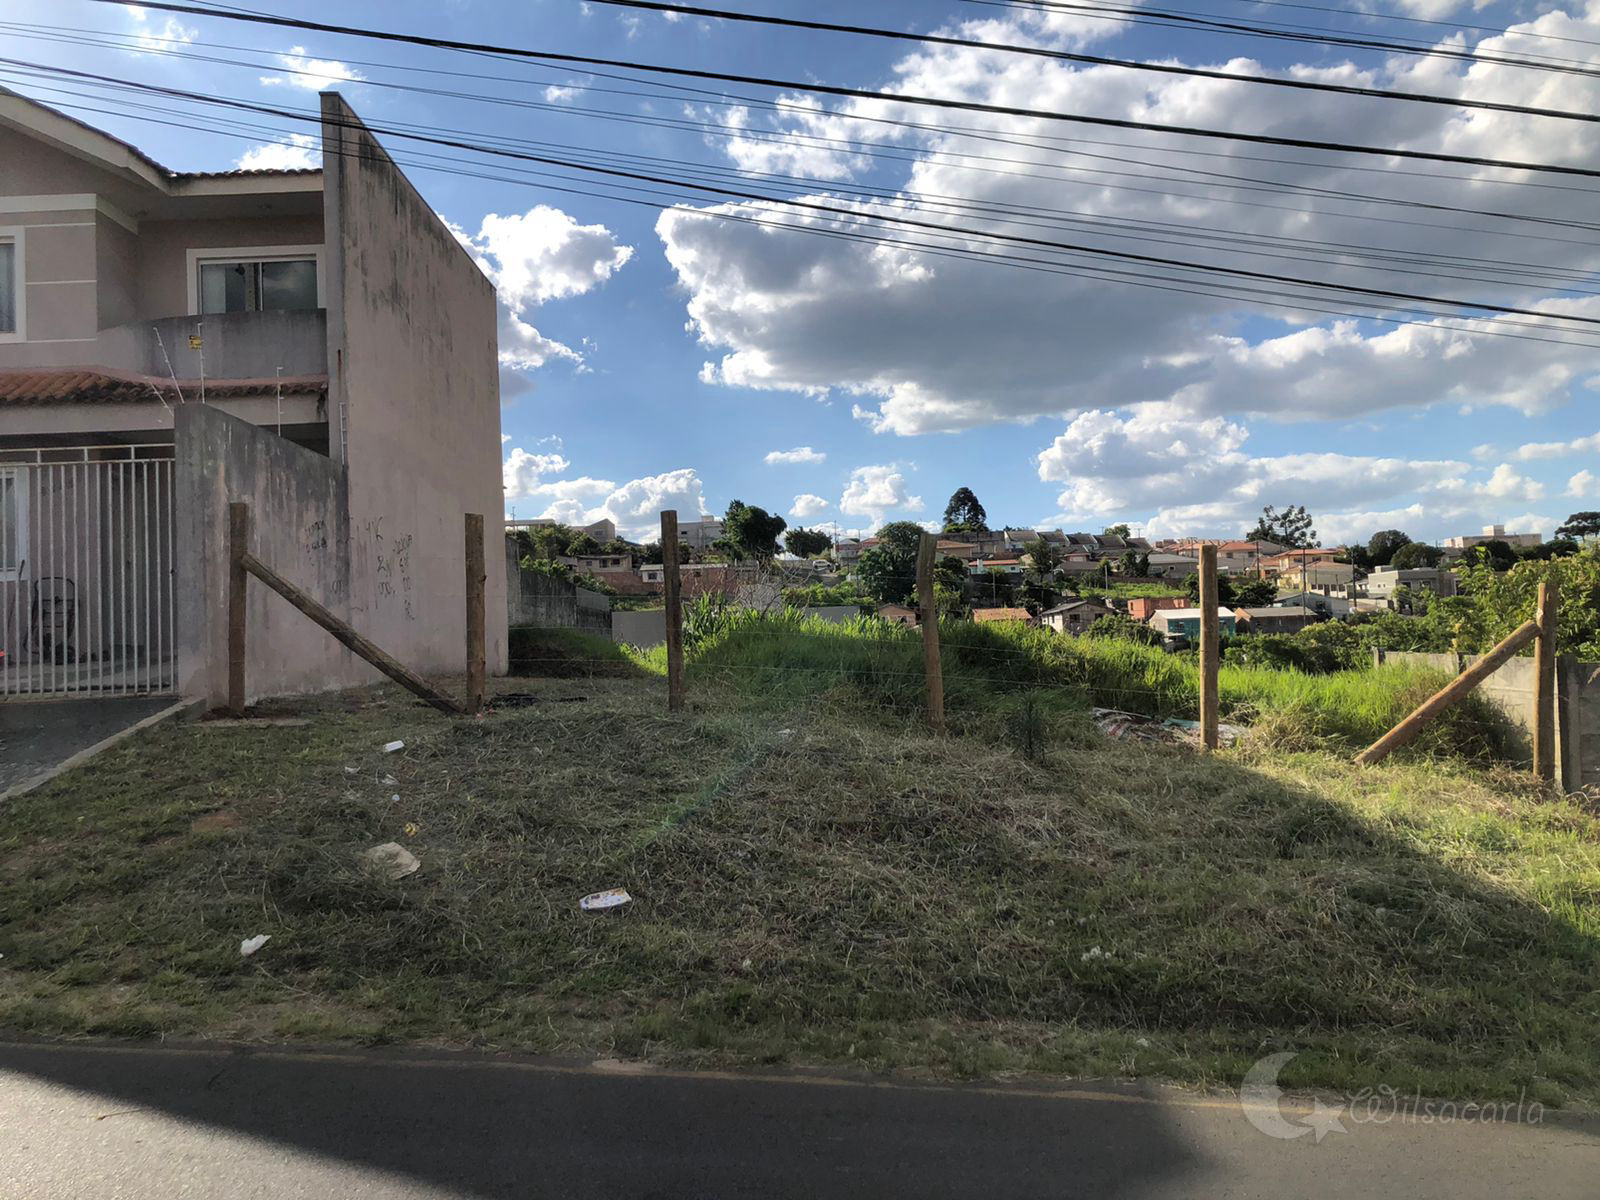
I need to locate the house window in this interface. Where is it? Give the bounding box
[0,469,25,577]
[0,230,21,340]
[199,257,318,314]
[189,246,322,315]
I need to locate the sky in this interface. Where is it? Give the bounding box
[4,0,1599,544]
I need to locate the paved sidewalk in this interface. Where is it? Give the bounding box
[1,1040,1594,1198]
[0,697,176,793]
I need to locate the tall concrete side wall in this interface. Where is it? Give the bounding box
[175,405,370,704]
[505,541,610,633]
[321,92,507,680]
[1382,649,1599,792]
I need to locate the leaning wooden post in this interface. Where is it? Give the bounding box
[1355,618,1539,767]
[661,510,685,712]
[916,530,945,734]
[464,512,486,715]
[1533,579,1558,783]
[227,501,249,716]
[1198,544,1219,750]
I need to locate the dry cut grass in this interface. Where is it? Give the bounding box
[0,672,1596,1106]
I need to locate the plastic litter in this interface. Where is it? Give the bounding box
[579,888,632,911]
[362,842,421,880]
[382,775,399,786]
[344,766,358,775]
[239,934,271,957]
[1092,708,1243,747]
[382,740,405,753]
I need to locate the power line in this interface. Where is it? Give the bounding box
[14,56,1600,330]
[584,0,1600,125]
[16,77,1599,352]
[963,0,1600,78]
[78,0,1600,179]
[18,17,1600,249]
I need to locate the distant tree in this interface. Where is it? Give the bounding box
[1234,578,1278,607]
[1461,539,1518,572]
[941,487,989,534]
[978,567,1016,607]
[1390,542,1444,570]
[1084,612,1162,647]
[855,520,925,604]
[1116,549,1143,576]
[720,500,787,562]
[566,533,600,557]
[1556,512,1600,541]
[640,540,690,565]
[1102,523,1132,538]
[1248,504,1317,549]
[600,538,636,557]
[1366,529,1413,567]
[783,527,833,559]
[1024,537,1061,581]
[1183,570,1238,607]
[935,555,968,592]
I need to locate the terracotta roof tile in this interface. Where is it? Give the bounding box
[0,368,328,405]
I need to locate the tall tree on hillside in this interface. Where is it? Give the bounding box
[941,487,989,534]
[718,500,787,562]
[1462,539,1518,572]
[1556,512,1600,541]
[1023,537,1060,580]
[1390,542,1444,570]
[1184,570,1237,606]
[784,527,833,559]
[1248,504,1317,549]
[1102,523,1132,538]
[1366,529,1412,567]
[855,520,925,604]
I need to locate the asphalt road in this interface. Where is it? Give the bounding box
[0,1040,1593,1199]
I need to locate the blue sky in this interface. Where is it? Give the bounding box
[5,0,1598,543]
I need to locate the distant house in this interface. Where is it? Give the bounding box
[1127,595,1190,623]
[969,558,1027,578]
[1365,567,1457,605]
[1143,552,1198,579]
[1275,559,1355,590]
[973,607,1033,624]
[1172,540,1286,573]
[1040,599,1113,635]
[935,539,977,561]
[1150,607,1237,640]
[1274,590,1351,619]
[877,603,917,627]
[1444,523,1540,552]
[1234,606,1319,635]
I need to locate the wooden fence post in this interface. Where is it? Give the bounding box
[227,501,249,716]
[1533,579,1557,783]
[916,530,945,734]
[1198,544,1219,750]
[661,510,685,712]
[464,512,486,715]
[1355,618,1539,766]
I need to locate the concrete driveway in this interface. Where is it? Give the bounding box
[0,697,179,794]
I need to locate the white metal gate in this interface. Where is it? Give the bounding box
[0,448,177,697]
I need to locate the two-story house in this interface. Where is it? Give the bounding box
[1,89,506,704]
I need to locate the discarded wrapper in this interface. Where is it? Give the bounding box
[382,740,405,753]
[239,934,271,957]
[362,842,421,880]
[579,888,632,911]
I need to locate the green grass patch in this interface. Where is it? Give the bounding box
[508,625,643,678]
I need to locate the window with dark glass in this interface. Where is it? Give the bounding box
[198,257,318,314]
[0,241,16,334]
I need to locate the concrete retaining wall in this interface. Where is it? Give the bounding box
[1380,649,1600,792]
[505,540,612,633]
[175,405,369,704]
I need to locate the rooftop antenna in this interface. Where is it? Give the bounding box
[152,327,186,406]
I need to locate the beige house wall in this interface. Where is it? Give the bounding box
[322,92,507,679]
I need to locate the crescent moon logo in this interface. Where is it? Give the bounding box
[1240,1052,1313,1141]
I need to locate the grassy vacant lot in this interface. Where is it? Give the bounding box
[2,636,1596,1106]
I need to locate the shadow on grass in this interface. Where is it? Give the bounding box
[0,676,1595,1125]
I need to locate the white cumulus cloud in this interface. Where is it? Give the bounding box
[235,134,318,171]
[764,446,826,465]
[839,466,922,527]
[790,493,829,518]
[261,47,365,89]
